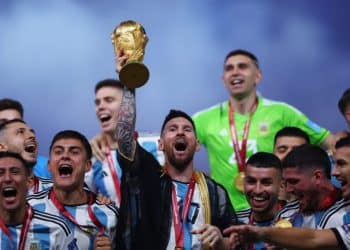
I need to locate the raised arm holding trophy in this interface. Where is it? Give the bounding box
[111,20,149,88]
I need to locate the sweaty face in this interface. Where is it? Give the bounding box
[0,157,28,212]
[332,146,350,200]
[0,122,38,165]
[222,55,261,100]
[49,138,91,192]
[244,165,281,217]
[283,167,318,213]
[159,117,199,171]
[274,136,307,160]
[95,87,123,134]
[0,109,22,121]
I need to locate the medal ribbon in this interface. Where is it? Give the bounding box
[0,204,33,250]
[228,101,257,172]
[33,176,39,193]
[171,174,196,249]
[18,205,33,250]
[49,189,105,235]
[106,147,121,204]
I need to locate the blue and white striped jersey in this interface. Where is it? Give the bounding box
[167,180,206,250]
[27,189,118,250]
[318,199,350,229]
[85,150,122,207]
[27,176,53,196]
[274,200,338,228]
[334,223,350,249]
[0,208,76,250]
[85,136,163,207]
[237,208,274,250]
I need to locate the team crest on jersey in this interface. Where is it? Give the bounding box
[343,224,350,234]
[29,240,40,250]
[81,225,99,236]
[219,128,227,136]
[258,122,269,135]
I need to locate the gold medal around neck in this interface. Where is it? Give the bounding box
[234,172,245,192]
[274,219,293,228]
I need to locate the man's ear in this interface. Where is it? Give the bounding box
[158,138,164,151]
[85,160,92,173]
[195,139,201,152]
[47,160,53,173]
[0,143,8,152]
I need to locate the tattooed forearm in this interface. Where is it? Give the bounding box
[115,87,136,160]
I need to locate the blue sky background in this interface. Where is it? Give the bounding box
[1,0,349,172]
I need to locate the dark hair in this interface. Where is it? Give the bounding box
[335,135,350,149]
[338,88,350,115]
[49,130,92,159]
[161,109,196,135]
[224,49,259,69]
[246,152,282,170]
[0,151,30,175]
[0,119,26,133]
[95,79,124,94]
[282,144,331,179]
[274,126,310,145]
[0,98,24,118]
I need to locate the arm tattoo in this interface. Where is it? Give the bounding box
[115,87,136,159]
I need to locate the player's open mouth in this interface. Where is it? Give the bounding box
[58,165,73,176]
[24,141,37,153]
[231,79,243,86]
[174,141,187,151]
[99,114,112,123]
[2,187,17,197]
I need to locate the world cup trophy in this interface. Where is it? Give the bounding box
[111,20,149,88]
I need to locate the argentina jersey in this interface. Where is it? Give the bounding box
[317,199,350,229]
[275,200,330,228]
[27,176,53,196]
[237,208,274,250]
[334,223,350,249]
[0,208,75,250]
[84,150,122,207]
[167,181,205,250]
[27,189,118,250]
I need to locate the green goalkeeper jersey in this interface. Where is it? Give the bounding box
[193,97,330,211]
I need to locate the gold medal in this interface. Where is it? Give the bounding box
[274,219,293,228]
[234,172,245,192]
[174,248,183,250]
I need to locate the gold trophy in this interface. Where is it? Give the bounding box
[111,20,149,88]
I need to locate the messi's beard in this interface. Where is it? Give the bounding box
[167,153,194,172]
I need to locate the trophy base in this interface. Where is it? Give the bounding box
[119,62,149,88]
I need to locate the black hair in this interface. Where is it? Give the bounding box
[95,79,124,94]
[224,49,259,69]
[335,135,350,149]
[274,126,310,145]
[282,144,331,179]
[0,98,24,118]
[0,151,30,175]
[49,130,92,159]
[161,109,196,135]
[246,152,282,170]
[0,119,26,132]
[338,88,350,115]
